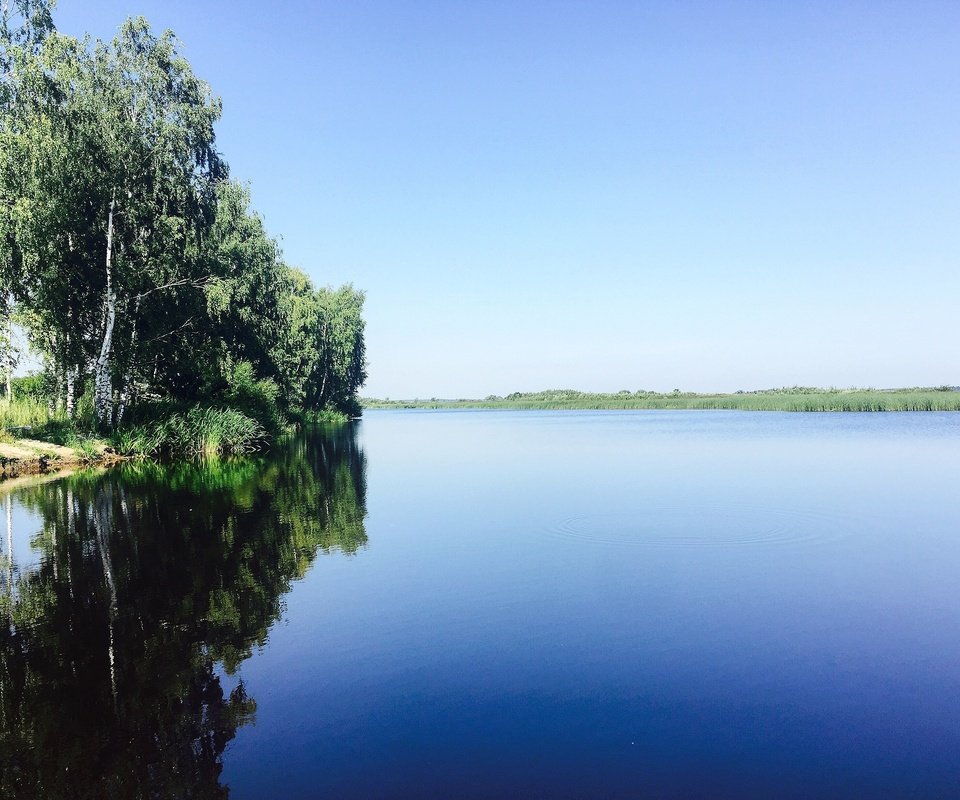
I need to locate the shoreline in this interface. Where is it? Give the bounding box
[363,389,960,413]
[0,438,124,482]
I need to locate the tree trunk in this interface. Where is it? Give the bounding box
[115,299,139,426]
[4,294,12,407]
[47,363,58,415]
[92,483,118,701]
[116,380,131,425]
[94,192,117,429]
[5,493,12,607]
[65,365,78,418]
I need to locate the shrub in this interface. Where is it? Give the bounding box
[224,361,282,432]
[10,373,51,403]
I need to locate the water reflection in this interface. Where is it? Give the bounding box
[0,425,366,799]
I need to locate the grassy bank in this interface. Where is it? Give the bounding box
[0,389,359,478]
[364,387,960,412]
[0,397,272,477]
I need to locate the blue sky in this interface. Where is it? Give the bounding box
[55,1,959,397]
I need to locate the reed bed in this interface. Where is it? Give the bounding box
[364,388,960,413]
[115,408,267,457]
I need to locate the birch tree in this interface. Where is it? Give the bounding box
[1,6,368,426]
[85,19,223,428]
[0,0,56,403]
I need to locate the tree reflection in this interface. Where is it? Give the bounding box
[0,425,367,799]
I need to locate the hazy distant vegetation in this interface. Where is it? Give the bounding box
[364,387,960,412]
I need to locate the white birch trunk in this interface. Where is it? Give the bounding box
[94,192,117,429]
[93,485,118,701]
[65,365,78,418]
[4,294,12,407]
[47,364,58,415]
[116,378,130,425]
[5,493,12,606]
[115,299,139,426]
[316,320,329,406]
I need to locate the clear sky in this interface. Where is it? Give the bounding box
[54,1,959,397]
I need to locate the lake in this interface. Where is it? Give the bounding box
[2,410,959,798]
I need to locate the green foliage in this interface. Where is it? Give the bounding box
[0,2,367,441]
[9,372,47,401]
[282,272,367,418]
[109,407,266,457]
[109,424,165,458]
[304,409,351,424]
[71,438,99,461]
[223,360,282,433]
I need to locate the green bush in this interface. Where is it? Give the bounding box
[304,408,350,424]
[223,361,282,432]
[10,373,51,403]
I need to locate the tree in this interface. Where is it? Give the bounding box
[0,5,367,430]
[1,17,223,428]
[286,275,367,417]
[85,19,224,427]
[0,0,56,406]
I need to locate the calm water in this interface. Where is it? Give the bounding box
[1,410,959,798]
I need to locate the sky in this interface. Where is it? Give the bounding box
[53,1,960,397]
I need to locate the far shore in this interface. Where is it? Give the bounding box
[363,387,960,413]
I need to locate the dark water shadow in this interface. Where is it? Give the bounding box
[0,425,366,800]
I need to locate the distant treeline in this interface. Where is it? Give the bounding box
[364,387,960,412]
[0,1,365,436]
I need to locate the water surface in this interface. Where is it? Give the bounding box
[2,411,959,797]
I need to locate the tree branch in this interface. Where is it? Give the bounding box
[132,276,210,302]
[139,315,197,346]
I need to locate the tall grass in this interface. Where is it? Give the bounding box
[303,409,351,424]
[1,396,265,459]
[0,397,67,429]
[109,425,166,458]
[111,408,266,457]
[161,407,266,456]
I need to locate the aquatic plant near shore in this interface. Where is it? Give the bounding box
[109,408,266,457]
[162,408,267,456]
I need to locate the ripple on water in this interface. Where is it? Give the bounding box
[541,503,866,550]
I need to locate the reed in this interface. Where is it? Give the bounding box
[157,407,267,456]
